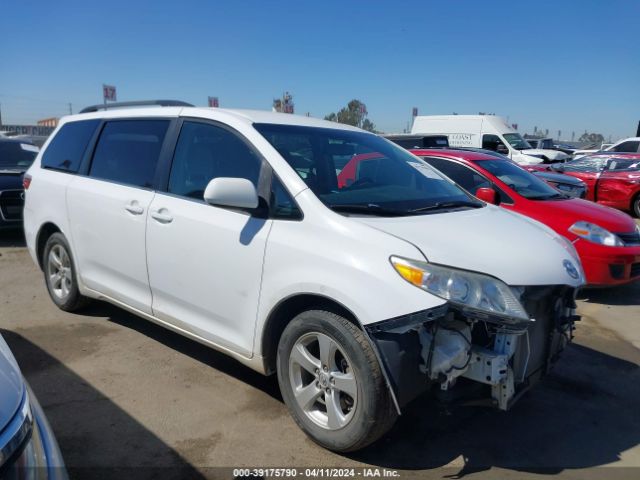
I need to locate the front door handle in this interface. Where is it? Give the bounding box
[125,202,144,215]
[150,209,173,224]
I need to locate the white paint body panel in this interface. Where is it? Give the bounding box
[66,176,155,313]
[255,189,447,340]
[145,193,272,355]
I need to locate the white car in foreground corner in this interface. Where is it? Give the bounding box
[23,101,583,451]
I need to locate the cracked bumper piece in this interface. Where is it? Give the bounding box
[365,286,578,410]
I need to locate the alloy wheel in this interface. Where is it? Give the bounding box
[288,332,358,430]
[47,244,72,300]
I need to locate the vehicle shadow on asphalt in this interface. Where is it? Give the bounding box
[578,281,640,306]
[81,301,283,402]
[0,329,209,480]
[0,228,26,248]
[348,341,640,475]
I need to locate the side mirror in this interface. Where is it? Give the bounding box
[203,177,259,209]
[496,144,509,155]
[475,187,498,205]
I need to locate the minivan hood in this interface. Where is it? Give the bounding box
[355,206,583,287]
[0,334,24,432]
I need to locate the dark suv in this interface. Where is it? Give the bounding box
[0,138,39,228]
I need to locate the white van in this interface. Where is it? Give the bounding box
[24,101,583,452]
[411,115,569,164]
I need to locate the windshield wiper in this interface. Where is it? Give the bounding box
[408,200,483,213]
[327,203,407,216]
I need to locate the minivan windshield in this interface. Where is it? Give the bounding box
[477,159,566,200]
[255,124,482,215]
[503,133,532,150]
[0,141,39,170]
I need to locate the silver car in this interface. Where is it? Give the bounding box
[0,334,67,479]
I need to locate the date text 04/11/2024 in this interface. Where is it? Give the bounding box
[232,468,401,478]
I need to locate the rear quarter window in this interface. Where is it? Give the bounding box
[41,119,100,172]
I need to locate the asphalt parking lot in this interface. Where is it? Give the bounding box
[1,227,639,480]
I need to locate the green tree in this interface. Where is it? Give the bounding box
[578,132,605,145]
[325,99,378,132]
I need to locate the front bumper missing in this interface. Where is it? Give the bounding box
[364,286,578,411]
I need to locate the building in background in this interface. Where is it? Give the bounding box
[37,117,59,127]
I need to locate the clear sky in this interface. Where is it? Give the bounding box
[1,0,638,140]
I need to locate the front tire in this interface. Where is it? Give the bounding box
[276,310,397,452]
[43,232,90,312]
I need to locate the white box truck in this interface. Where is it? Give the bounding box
[411,115,569,164]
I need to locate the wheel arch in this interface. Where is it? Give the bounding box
[35,222,62,270]
[260,293,360,375]
[260,292,402,415]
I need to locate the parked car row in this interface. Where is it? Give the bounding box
[339,148,640,287]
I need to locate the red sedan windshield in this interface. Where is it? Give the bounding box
[476,160,565,200]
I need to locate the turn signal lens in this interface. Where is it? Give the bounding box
[393,263,424,287]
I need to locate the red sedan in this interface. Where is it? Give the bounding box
[526,153,640,217]
[338,149,640,287]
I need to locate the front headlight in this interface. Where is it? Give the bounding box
[390,256,529,321]
[568,221,623,247]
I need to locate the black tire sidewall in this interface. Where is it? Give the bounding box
[42,233,84,311]
[276,311,388,452]
[633,195,640,218]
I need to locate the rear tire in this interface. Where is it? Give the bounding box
[276,310,397,452]
[42,232,90,312]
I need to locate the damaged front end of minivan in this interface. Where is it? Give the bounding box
[365,257,580,411]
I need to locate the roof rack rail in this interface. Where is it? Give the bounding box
[79,100,194,114]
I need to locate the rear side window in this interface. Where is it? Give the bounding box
[89,120,170,188]
[41,120,100,172]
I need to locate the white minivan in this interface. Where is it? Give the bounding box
[24,101,583,452]
[411,115,569,164]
